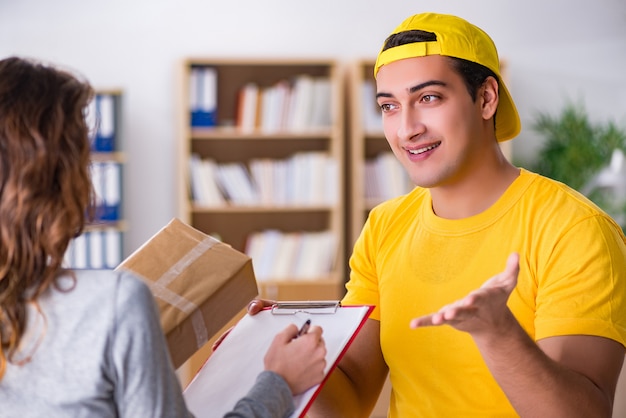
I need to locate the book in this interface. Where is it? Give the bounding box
[309,77,332,129]
[244,229,337,281]
[189,155,226,207]
[365,152,414,203]
[270,232,302,280]
[287,75,315,132]
[361,80,383,132]
[188,154,207,204]
[236,82,260,133]
[215,162,258,205]
[247,229,282,281]
[249,158,275,206]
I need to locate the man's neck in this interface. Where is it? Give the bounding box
[429,159,520,220]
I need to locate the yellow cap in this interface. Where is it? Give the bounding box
[375,13,521,142]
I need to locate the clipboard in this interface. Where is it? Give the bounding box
[183,301,374,417]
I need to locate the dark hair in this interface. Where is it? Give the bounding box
[382,30,500,102]
[0,57,95,379]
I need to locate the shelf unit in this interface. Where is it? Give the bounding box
[178,58,346,301]
[65,90,125,269]
[346,60,412,252]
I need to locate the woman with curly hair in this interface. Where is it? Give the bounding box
[0,56,326,418]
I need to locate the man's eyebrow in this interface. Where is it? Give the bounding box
[376,80,447,99]
[409,80,446,94]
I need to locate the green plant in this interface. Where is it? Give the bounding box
[527,102,626,191]
[524,102,626,228]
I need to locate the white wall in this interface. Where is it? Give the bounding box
[2,0,625,252]
[2,1,626,416]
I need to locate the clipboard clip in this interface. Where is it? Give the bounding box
[271,300,341,315]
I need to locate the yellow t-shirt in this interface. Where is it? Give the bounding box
[343,169,626,417]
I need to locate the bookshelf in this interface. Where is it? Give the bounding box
[178,58,346,301]
[65,90,125,269]
[346,60,413,253]
[345,62,397,416]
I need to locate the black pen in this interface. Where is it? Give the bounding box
[296,319,311,338]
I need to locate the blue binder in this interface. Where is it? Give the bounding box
[190,66,217,127]
[92,94,116,152]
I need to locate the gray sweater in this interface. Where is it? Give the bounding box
[0,270,294,418]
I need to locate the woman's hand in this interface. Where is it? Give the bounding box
[264,323,327,395]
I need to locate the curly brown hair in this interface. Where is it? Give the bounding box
[0,57,95,379]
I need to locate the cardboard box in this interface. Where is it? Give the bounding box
[116,218,259,369]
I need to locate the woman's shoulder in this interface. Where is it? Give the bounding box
[51,269,153,309]
[72,269,148,290]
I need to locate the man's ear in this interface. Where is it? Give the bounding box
[480,76,499,120]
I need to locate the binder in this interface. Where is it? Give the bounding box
[93,94,116,152]
[104,228,122,269]
[102,161,121,221]
[71,233,88,269]
[90,161,121,222]
[190,66,217,128]
[88,230,104,269]
[183,301,374,418]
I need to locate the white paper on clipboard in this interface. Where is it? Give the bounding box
[183,301,374,417]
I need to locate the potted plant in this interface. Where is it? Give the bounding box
[521,102,626,228]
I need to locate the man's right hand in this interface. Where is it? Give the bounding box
[212,299,277,351]
[246,298,276,315]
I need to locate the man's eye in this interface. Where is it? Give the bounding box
[380,103,395,112]
[422,95,438,103]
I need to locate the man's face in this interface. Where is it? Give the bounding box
[375,55,490,190]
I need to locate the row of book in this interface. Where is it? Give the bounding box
[236,75,332,133]
[244,229,337,281]
[64,228,123,270]
[361,80,383,132]
[91,161,122,221]
[189,151,338,207]
[365,152,414,203]
[187,65,333,133]
[86,93,118,152]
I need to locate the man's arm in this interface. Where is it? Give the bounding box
[308,319,389,418]
[475,309,623,417]
[412,252,626,417]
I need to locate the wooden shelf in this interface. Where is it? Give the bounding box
[90,151,126,163]
[65,91,125,269]
[346,60,409,253]
[189,127,335,140]
[190,204,338,213]
[178,58,346,301]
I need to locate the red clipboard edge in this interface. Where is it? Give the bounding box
[298,304,376,418]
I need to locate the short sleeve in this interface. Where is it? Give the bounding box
[534,215,626,346]
[343,212,383,321]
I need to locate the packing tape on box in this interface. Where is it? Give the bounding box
[149,236,218,350]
